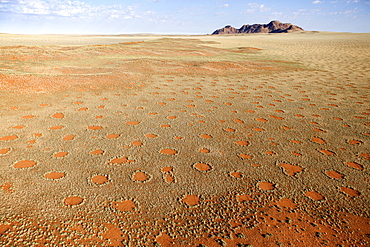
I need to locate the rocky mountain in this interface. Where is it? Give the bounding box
[212,21,304,34]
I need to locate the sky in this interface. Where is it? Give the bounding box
[0,0,369,34]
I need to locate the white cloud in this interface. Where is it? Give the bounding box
[0,0,176,34]
[242,3,270,14]
[330,0,363,4]
[215,11,228,16]
[292,8,308,17]
[20,0,50,15]
[329,7,360,14]
[216,3,229,9]
[3,0,139,20]
[271,11,283,15]
[313,0,324,4]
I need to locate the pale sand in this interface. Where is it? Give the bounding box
[0,34,161,46]
[0,32,369,246]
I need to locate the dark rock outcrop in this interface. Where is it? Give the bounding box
[212,21,304,34]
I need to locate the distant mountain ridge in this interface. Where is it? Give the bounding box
[212,20,304,34]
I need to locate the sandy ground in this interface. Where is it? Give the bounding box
[0,34,163,46]
[0,32,369,246]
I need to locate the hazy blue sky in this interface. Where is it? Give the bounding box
[1,0,369,34]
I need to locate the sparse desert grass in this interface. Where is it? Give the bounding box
[0,38,299,94]
[0,32,369,246]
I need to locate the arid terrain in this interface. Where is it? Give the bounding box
[0,32,369,246]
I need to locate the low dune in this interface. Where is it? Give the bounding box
[0,32,369,246]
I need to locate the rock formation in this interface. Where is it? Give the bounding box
[212,20,304,34]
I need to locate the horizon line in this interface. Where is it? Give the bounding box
[2,30,370,36]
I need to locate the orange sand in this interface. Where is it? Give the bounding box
[0,33,369,246]
[44,172,66,179]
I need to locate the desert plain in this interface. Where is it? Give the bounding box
[0,31,369,246]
